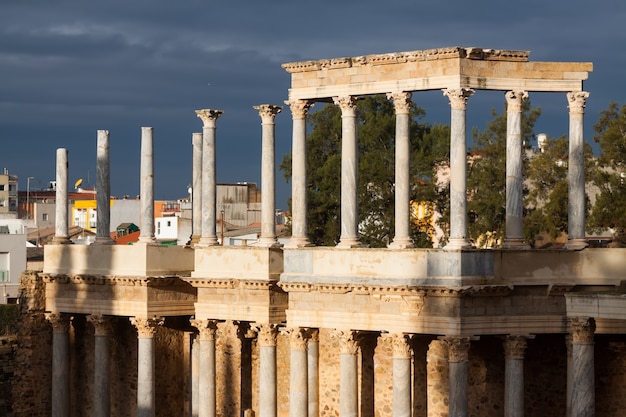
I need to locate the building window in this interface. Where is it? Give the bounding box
[42,213,48,221]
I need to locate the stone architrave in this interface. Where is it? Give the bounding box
[256,323,280,417]
[332,329,361,417]
[443,337,471,417]
[191,132,203,245]
[131,317,164,417]
[443,89,474,250]
[285,99,314,248]
[287,327,309,417]
[191,319,219,417]
[503,335,532,417]
[138,127,157,244]
[47,312,70,417]
[570,317,595,417]
[52,148,72,244]
[196,109,224,247]
[502,91,530,249]
[333,96,361,248]
[388,92,414,249]
[254,104,283,247]
[88,314,114,417]
[95,130,115,244]
[566,92,590,250]
[391,333,412,417]
[307,329,320,417]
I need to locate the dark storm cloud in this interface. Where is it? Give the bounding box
[1,0,625,206]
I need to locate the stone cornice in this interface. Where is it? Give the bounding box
[282,47,530,73]
[184,278,281,290]
[278,282,513,297]
[41,273,188,287]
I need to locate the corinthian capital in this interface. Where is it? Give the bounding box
[285,99,314,119]
[87,314,114,336]
[331,329,361,355]
[332,96,359,117]
[570,317,595,344]
[443,336,471,362]
[443,88,474,110]
[285,327,309,351]
[195,109,224,128]
[387,92,412,115]
[254,104,283,123]
[254,323,280,347]
[130,317,164,338]
[505,90,528,113]
[567,92,590,115]
[503,335,531,359]
[190,319,219,341]
[390,333,412,358]
[46,312,70,333]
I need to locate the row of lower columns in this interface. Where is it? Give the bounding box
[46,314,597,417]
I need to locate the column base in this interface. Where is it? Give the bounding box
[565,238,588,250]
[136,237,160,246]
[501,238,530,250]
[197,237,220,247]
[51,236,73,245]
[388,238,414,249]
[444,238,474,250]
[93,236,116,245]
[257,237,283,248]
[337,237,362,248]
[285,237,314,248]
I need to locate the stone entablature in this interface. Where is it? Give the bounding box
[282,46,592,99]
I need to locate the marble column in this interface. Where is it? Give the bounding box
[195,109,224,247]
[285,99,314,248]
[333,329,360,417]
[307,329,320,417]
[502,91,530,249]
[388,92,414,249]
[442,89,474,250]
[191,335,200,417]
[257,323,279,417]
[191,319,218,417]
[565,92,590,250]
[88,314,114,417]
[52,148,72,244]
[333,96,361,248]
[48,313,70,417]
[503,335,531,417]
[138,127,157,244]
[131,317,164,417]
[191,132,203,246]
[391,333,412,417]
[254,104,283,247]
[570,317,595,417]
[95,130,114,244]
[443,337,470,417]
[288,328,309,417]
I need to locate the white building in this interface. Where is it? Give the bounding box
[0,219,27,303]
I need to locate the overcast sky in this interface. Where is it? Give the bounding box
[1,0,625,208]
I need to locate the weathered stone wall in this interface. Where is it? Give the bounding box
[0,336,16,416]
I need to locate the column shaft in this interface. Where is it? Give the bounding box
[289,328,308,417]
[138,127,156,244]
[132,317,163,417]
[89,315,113,417]
[388,92,413,249]
[444,337,470,417]
[334,96,360,248]
[257,324,278,417]
[191,132,203,245]
[53,148,71,244]
[286,100,313,247]
[503,91,530,249]
[307,330,319,417]
[196,109,223,247]
[255,104,283,247]
[48,313,70,417]
[570,317,595,417]
[443,89,473,250]
[503,335,530,417]
[566,92,589,249]
[392,334,412,417]
[191,336,200,417]
[334,330,359,417]
[95,130,114,244]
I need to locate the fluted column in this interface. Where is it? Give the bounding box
[285,99,314,248]
[48,313,70,417]
[52,148,72,244]
[138,127,157,244]
[566,92,590,249]
[95,130,114,244]
[443,89,474,250]
[333,96,361,248]
[88,314,114,417]
[307,329,319,417]
[257,323,279,417]
[388,92,414,249]
[503,91,530,249]
[570,317,595,417]
[288,328,309,417]
[195,109,224,247]
[333,329,360,417]
[391,333,412,417]
[131,317,164,417]
[191,319,219,417]
[254,104,283,247]
[444,337,470,417]
[191,132,203,245]
[503,335,531,417]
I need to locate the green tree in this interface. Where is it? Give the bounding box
[280,94,448,247]
[588,102,626,243]
[466,101,541,246]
